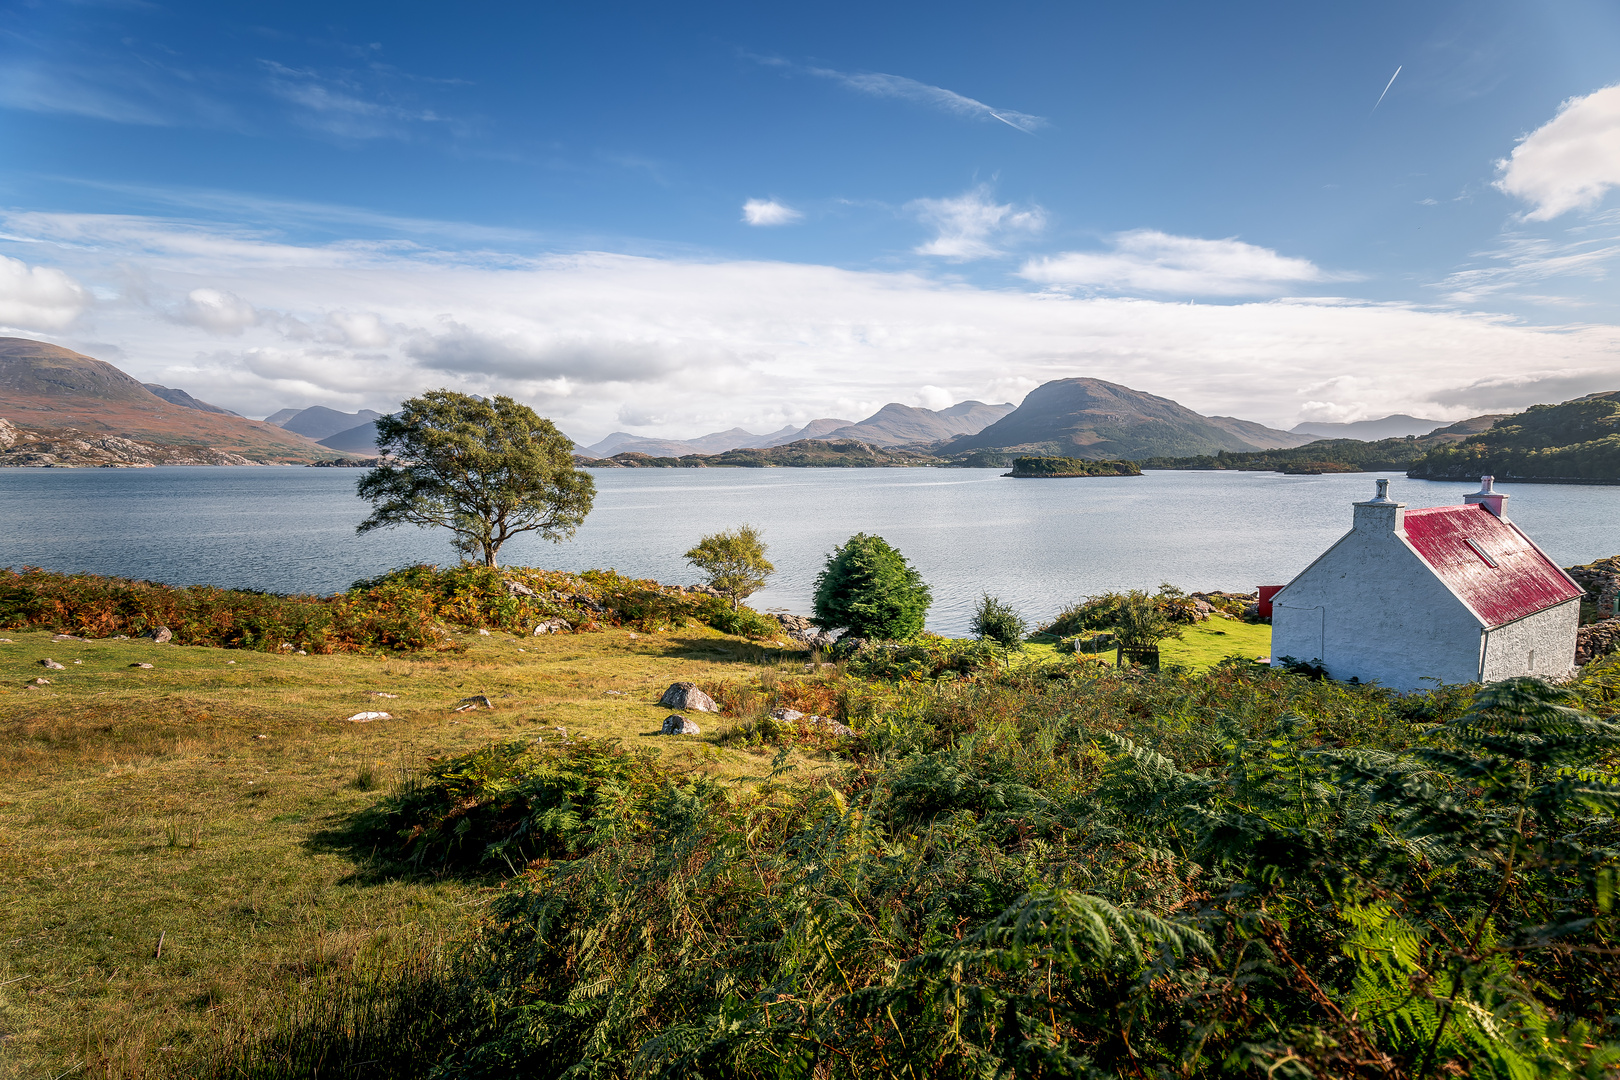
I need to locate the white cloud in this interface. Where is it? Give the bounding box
[1432,213,1620,303]
[1496,84,1620,221]
[810,69,1047,133]
[911,185,1045,259]
[5,210,1620,436]
[0,255,90,330]
[743,199,802,226]
[172,288,260,334]
[1019,230,1335,296]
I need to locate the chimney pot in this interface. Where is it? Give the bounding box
[1465,475,1509,518]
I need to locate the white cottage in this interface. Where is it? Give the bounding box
[1270,477,1582,691]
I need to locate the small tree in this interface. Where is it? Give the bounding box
[812,533,931,640]
[1113,588,1183,660]
[684,524,774,609]
[356,390,595,567]
[970,594,1027,649]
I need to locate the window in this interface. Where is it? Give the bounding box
[1463,537,1498,568]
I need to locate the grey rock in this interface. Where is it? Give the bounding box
[39,658,65,670]
[51,633,87,642]
[768,706,856,738]
[454,695,494,712]
[146,626,173,644]
[30,676,50,685]
[533,618,572,635]
[659,682,717,712]
[767,613,838,650]
[130,663,154,669]
[504,579,537,597]
[661,714,701,735]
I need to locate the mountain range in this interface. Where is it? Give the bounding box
[0,338,347,465]
[1289,414,1447,440]
[581,401,1017,458]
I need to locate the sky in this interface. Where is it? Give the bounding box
[1,0,1619,441]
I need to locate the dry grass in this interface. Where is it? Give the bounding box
[0,625,822,1079]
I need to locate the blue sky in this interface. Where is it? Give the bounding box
[1,0,1619,439]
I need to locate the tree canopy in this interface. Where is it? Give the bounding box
[812,533,931,640]
[684,524,774,610]
[356,391,595,567]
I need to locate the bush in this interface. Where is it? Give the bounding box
[968,593,1026,648]
[811,533,932,640]
[695,596,778,639]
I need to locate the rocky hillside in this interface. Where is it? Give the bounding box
[0,338,345,464]
[945,378,1317,459]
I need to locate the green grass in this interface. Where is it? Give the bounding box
[0,626,827,1079]
[1020,618,1272,671]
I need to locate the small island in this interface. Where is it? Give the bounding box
[1003,455,1141,478]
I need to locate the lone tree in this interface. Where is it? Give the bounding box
[812,533,932,640]
[356,390,595,567]
[684,524,774,609]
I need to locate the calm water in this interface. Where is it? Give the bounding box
[2,467,1616,635]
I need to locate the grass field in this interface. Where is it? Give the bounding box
[0,624,833,1078]
[0,613,1273,1078]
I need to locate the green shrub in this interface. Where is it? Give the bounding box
[694,596,778,639]
[683,524,774,609]
[811,533,932,640]
[968,593,1026,648]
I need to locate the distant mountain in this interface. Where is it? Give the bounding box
[0,337,346,463]
[587,426,769,458]
[1290,414,1447,440]
[816,401,1016,447]
[269,406,383,442]
[142,384,240,416]
[759,418,855,446]
[319,421,381,453]
[947,378,1317,460]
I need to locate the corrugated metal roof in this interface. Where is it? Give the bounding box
[1402,505,1582,627]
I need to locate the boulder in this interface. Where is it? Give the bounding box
[504,579,537,597]
[130,662,154,669]
[146,626,173,644]
[453,695,494,712]
[661,714,701,735]
[659,682,717,712]
[30,677,50,685]
[51,633,86,642]
[534,618,572,635]
[346,711,391,722]
[767,613,838,650]
[39,658,65,670]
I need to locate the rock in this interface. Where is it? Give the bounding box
[39,658,65,669]
[51,633,86,642]
[533,618,572,635]
[766,614,838,650]
[659,682,717,712]
[146,626,173,644]
[130,662,153,669]
[1577,618,1620,665]
[0,638,15,643]
[477,628,491,636]
[504,579,537,597]
[769,706,856,738]
[371,691,399,698]
[453,695,494,712]
[661,714,701,735]
[346,711,391,722]
[30,676,50,685]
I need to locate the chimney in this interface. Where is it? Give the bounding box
[1353,477,1405,533]
[1464,475,1509,518]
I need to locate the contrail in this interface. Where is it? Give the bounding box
[1372,65,1402,112]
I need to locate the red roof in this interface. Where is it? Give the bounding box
[1401,505,1582,627]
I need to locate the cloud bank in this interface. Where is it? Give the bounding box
[911,186,1045,259]
[1497,84,1620,220]
[4,211,1618,440]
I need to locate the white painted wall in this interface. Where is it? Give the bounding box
[1480,599,1579,682]
[1271,499,1485,691]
